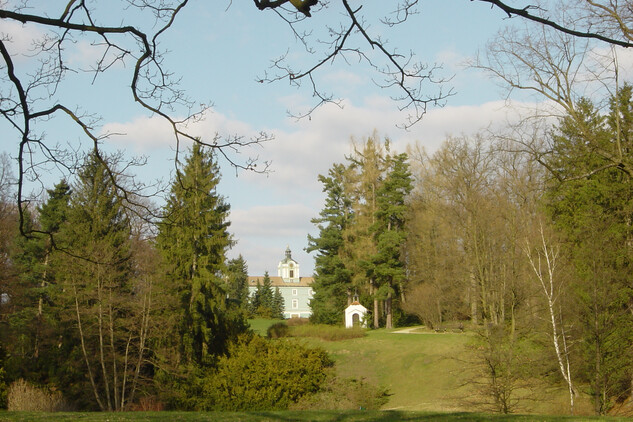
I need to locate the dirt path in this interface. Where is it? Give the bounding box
[391,326,426,334]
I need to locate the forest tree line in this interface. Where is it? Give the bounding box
[0,144,343,411]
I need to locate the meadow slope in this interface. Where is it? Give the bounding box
[295,327,600,416]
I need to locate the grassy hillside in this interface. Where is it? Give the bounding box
[289,326,599,416]
[246,319,614,417]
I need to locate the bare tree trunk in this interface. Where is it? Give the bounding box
[370,279,379,329]
[121,333,132,410]
[129,278,153,406]
[108,290,119,411]
[385,289,392,329]
[73,283,105,411]
[373,297,379,329]
[470,270,478,325]
[525,225,575,414]
[35,251,50,359]
[97,274,113,411]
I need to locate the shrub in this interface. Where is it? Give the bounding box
[291,376,390,410]
[267,321,290,338]
[200,335,333,410]
[130,395,165,411]
[7,379,67,412]
[285,317,309,327]
[290,324,366,341]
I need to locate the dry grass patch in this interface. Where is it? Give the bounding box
[290,324,366,341]
[7,379,68,412]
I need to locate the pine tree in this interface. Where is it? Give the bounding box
[273,287,285,319]
[345,135,389,328]
[156,143,246,365]
[260,271,274,314]
[307,163,353,324]
[369,152,413,329]
[53,151,143,411]
[545,93,633,414]
[249,281,262,317]
[6,180,71,385]
[249,271,281,319]
[225,255,249,307]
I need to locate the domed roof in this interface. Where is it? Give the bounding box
[280,245,298,264]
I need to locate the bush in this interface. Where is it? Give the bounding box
[291,376,390,410]
[290,324,366,341]
[200,335,333,410]
[7,379,67,412]
[130,395,165,411]
[267,321,290,338]
[285,317,310,327]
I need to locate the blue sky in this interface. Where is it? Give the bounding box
[1,1,541,275]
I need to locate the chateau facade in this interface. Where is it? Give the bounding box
[247,246,314,319]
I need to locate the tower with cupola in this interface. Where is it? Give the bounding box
[278,245,300,282]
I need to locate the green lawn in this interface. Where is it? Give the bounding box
[0,410,629,421]
[244,320,600,416]
[290,327,598,416]
[248,318,283,336]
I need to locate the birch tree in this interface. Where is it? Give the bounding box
[524,224,575,414]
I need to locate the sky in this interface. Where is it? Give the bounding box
[0,1,557,276]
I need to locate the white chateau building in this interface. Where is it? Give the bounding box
[248,246,314,319]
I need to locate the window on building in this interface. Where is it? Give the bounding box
[292,299,298,309]
[289,270,294,278]
[292,289,298,296]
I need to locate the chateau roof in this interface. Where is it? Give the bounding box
[248,276,314,287]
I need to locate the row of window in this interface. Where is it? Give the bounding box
[290,289,313,296]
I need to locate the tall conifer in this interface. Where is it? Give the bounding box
[157,144,245,365]
[54,152,142,410]
[307,163,353,324]
[545,92,633,414]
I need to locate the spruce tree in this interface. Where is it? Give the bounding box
[307,163,353,324]
[7,180,71,385]
[273,287,285,319]
[369,152,413,329]
[53,152,142,410]
[545,93,633,414]
[157,143,246,365]
[225,255,249,307]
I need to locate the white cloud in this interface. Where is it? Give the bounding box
[230,204,315,238]
[102,115,175,150]
[0,20,45,60]
[228,203,317,275]
[101,109,259,153]
[100,96,543,276]
[238,97,532,193]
